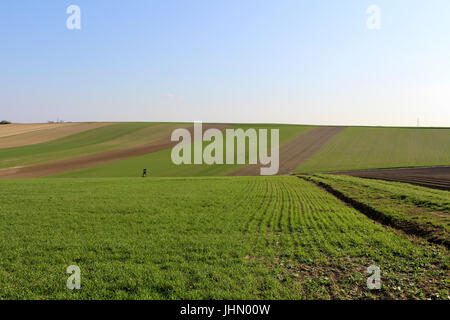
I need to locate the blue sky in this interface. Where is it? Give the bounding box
[1,0,449,126]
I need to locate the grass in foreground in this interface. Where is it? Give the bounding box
[305,174,449,246]
[0,176,448,299]
[295,127,450,173]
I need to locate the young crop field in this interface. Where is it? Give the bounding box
[305,174,450,247]
[52,124,312,178]
[295,127,450,173]
[3,124,449,179]
[0,176,448,299]
[0,122,188,169]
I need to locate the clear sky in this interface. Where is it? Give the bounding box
[1,0,449,126]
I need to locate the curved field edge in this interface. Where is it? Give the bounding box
[0,176,447,299]
[0,122,112,149]
[229,126,345,176]
[294,127,450,173]
[0,123,77,138]
[303,174,449,247]
[0,122,190,169]
[52,124,314,178]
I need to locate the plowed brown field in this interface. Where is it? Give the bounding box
[229,126,346,176]
[335,166,450,191]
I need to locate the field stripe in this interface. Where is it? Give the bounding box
[333,166,450,191]
[294,127,450,173]
[229,126,346,176]
[0,123,112,148]
[0,124,229,178]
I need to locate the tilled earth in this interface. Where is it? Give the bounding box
[334,166,450,191]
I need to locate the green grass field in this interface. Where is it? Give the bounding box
[306,174,449,245]
[0,122,189,169]
[53,124,312,178]
[295,127,450,173]
[1,123,449,300]
[3,123,449,177]
[0,176,448,299]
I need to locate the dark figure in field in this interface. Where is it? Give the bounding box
[142,168,147,177]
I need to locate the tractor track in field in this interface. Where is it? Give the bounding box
[300,175,450,249]
[0,124,229,178]
[228,126,346,176]
[333,166,450,191]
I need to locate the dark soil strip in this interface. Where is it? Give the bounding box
[229,126,346,176]
[333,167,450,191]
[299,175,449,249]
[0,124,229,178]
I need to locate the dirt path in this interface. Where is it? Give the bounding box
[0,123,112,148]
[334,166,450,191]
[0,124,229,178]
[229,126,346,176]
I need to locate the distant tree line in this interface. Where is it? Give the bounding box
[0,120,11,125]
